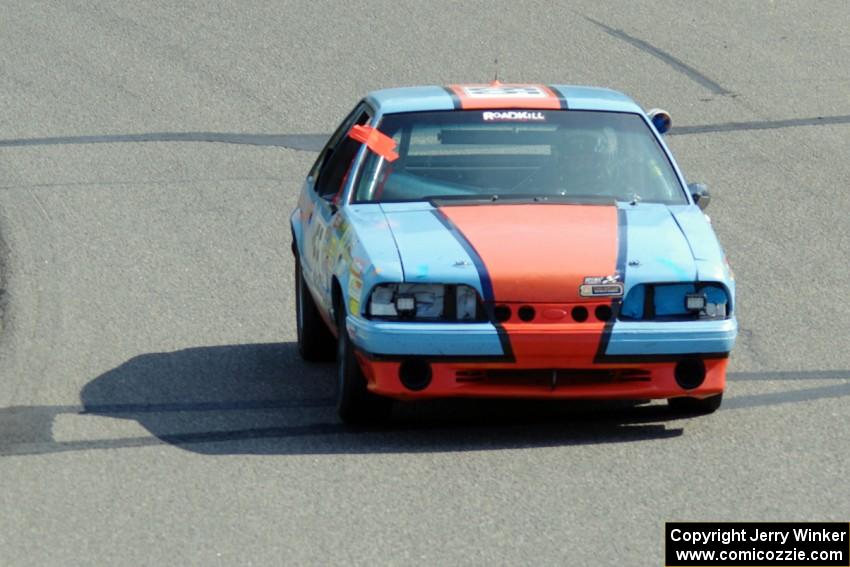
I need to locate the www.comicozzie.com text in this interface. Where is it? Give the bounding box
[670,527,848,546]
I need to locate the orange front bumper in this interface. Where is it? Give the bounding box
[356,354,728,401]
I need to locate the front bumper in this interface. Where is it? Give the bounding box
[347,315,737,358]
[357,355,728,401]
[346,315,736,401]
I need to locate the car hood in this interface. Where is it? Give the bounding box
[381,201,699,303]
[619,203,699,287]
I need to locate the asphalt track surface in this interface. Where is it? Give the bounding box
[1,2,849,565]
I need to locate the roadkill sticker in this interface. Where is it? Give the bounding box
[482,111,546,121]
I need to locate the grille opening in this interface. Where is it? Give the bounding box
[595,304,613,322]
[571,306,589,322]
[455,368,651,386]
[494,305,511,322]
[518,305,536,322]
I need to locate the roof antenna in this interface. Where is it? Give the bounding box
[492,54,501,85]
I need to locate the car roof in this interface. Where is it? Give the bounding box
[365,83,643,115]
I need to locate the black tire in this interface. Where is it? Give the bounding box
[295,259,335,361]
[668,393,723,414]
[336,304,393,425]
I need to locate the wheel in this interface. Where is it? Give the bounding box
[295,259,335,361]
[336,304,392,425]
[667,393,723,414]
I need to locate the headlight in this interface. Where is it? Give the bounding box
[683,286,728,319]
[368,283,482,321]
[395,294,416,315]
[698,285,729,319]
[621,283,730,321]
[685,293,706,311]
[685,292,726,318]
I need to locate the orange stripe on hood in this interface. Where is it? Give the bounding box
[439,204,619,303]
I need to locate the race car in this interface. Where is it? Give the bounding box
[290,82,737,424]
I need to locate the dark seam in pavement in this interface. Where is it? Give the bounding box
[668,115,850,135]
[0,177,286,191]
[0,420,678,457]
[583,15,732,95]
[730,370,850,381]
[0,132,329,152]
[79,398,337,414]
[0,423,348,457]
[723,382,850,410]
[2,113,849,155]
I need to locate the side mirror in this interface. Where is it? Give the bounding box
[689,183,711,210]
[647,108,672,134]
[321,191,338,214]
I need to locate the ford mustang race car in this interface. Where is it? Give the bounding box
[291,82,736,424]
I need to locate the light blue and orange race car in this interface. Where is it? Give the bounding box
[291,82,736,423]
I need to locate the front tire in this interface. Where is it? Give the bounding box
[668,393,723,414]
[336,305,392,425]
[295,259,335,361]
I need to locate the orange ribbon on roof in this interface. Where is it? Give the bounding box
[348,124,399,162]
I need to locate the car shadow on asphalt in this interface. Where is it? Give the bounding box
[0,345,836,457]
[68,342,687,455]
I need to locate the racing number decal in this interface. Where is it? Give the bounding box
[448,83,566,110]
[310,224,326,268]
[462,85,548,98]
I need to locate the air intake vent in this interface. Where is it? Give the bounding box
[455,368,651,386]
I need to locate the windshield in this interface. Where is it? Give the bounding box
[353,110,686,204]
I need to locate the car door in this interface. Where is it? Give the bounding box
[302,102,372,314]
